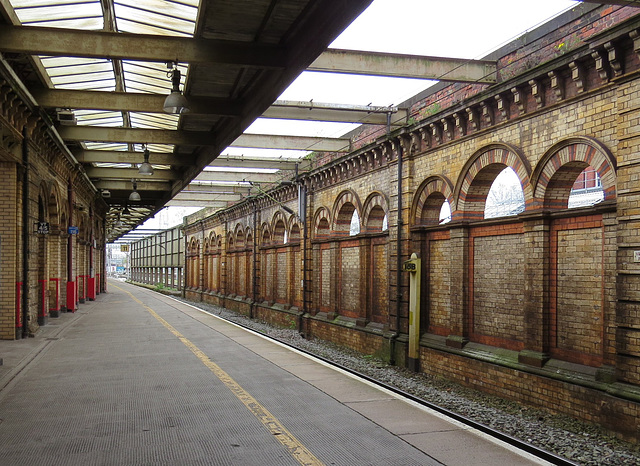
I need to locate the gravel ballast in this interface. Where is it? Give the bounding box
[179,298,640,465]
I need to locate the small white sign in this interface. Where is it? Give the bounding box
[634,250,640,263]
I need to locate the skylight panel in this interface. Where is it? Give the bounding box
[115,0,197,36]
[85,142,129,151]
[12,1,103,29]
[130,112,179,130]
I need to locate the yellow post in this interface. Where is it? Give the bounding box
[403,252,421,371]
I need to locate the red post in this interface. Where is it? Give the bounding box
[49,278,60,317]
[15,282,22,339]
[87,277,96,301]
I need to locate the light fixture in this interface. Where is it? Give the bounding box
[138,144,153,176]
[163,63,190,114]
[129,179,141,202]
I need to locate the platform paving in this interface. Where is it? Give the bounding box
[0,280,550,465]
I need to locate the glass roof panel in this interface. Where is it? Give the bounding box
[76,110,123,127]
[115,0,198,36]
[86,142,129,151]
[131,112,179,130]
[11,1,103,27]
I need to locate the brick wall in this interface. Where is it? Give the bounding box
[178,6,640,440]
[427,235,450,335]
[339,243,360,316]
[470,225,525,349]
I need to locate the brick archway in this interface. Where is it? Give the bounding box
[454,144,532,221]
[532,137,616,210]
[362,192,389,233]
[332,190,362,236]
[412,175,454,226]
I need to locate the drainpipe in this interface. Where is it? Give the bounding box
[182,227,187,298]
[67,178,74,302]
[21,127,30,338]
[299,182,308,336]
[200,220,204,298]
[250,201,257,319]
[390,139,403,366]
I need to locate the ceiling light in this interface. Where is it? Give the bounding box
[138,145,154,176]
[129,179,141,202]
[163,64,190,114]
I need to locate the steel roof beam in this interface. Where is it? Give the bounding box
[75,149,195,166]
[58,126,215,146]
[59,126,349,152]
[32,89,405,124]
[165,200,229,208]
[93,180,172,191]
[309,49,497,84]
[264,100,407,125]
[183,183,252,193]
[86,167,180,180]
[32,89,242,116]
[172,192,244,202]
[209,156,308,170]
[0,25,287,68]
[193,171,283,183]
[231,133,350,152]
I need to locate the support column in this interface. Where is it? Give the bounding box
[446,223,469,348]
[519,213,551,367]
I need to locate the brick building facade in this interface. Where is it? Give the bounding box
[177,4,640,440]
[0,63,107,340]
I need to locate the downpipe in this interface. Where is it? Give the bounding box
[390,140,403,366]
[21,127,30,338]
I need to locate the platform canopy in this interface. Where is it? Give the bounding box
[0,0,379,241]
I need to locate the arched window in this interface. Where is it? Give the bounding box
[567,166,604,209]
[484,167,525,219]
[349,209,360,236]
[439,202,451,224]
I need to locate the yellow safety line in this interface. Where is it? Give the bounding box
[112,284,324,466]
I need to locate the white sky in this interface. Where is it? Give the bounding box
[138,0,579,232]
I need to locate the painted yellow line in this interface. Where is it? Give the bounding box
[112,284,324,466]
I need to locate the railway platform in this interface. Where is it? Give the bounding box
[0,280,552,465]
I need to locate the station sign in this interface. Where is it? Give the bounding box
[36,222,50,234]
[68,226,79,235]
[120,244,129,252]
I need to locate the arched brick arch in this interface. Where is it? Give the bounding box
[261,222,272,245]
[208,232,217,252]
[312,207,331,239]
[271,211,287,244]
[331,190,362,235]
[188,237,200,254]
[454,144,532,221]
[362,192,389,233]
[234,223,245,248]
[532,137,616,209]
[47,182,60,229]
[412,175,455,226]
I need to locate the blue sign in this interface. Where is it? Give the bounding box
[68,226,79,235]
